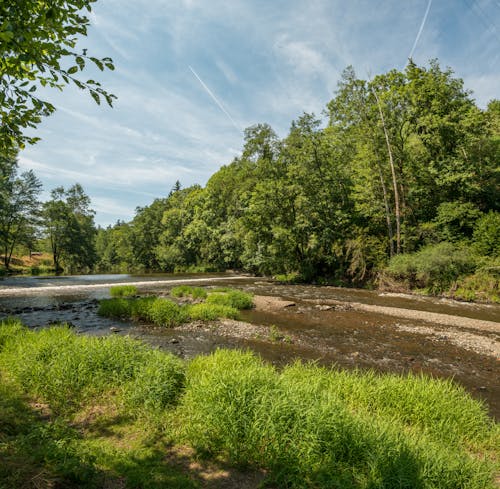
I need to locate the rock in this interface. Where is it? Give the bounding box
[283,302,296,308]
[315,304,333,311]
[110,326,121,333]
[169,338,180,344]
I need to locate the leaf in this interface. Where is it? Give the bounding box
[90,91,101,105]
[75,56,85,70]
[67,66,78,75]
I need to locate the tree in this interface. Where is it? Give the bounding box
[0,0,115,152]
[0,153,42,268]
[43,184,96,272]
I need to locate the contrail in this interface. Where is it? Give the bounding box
[188,65,243,135]
[407,0,433,63]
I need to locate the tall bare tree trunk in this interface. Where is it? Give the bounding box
[372,88,401,254]
[377,165,395,257]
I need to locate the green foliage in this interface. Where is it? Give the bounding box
[434,202,483,242]
[179,350,498,488]
[97,298,133,318]
[206,289,254,310]
[187,303,239,321]
[92,60,498,298]
[110,285,138,297]
[0,321,186,415]
[99,288,250,326]
[0,156,42,269]
[42,184,97,273]
[1,323,498,489]
[147,299,189,327]
[122,350,186,413]
[383,242,478,293]
[453,267,500,303]
[170,285,207,299]
[274,272,304,283]
[0,0,115,152]
[473,211,500,257]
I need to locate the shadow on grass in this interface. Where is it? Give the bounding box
[0,378,101,488]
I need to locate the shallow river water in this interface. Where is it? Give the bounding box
[1,272,499,419]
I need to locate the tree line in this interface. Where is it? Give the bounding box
[95,61,499,290]
[2,59,498,288]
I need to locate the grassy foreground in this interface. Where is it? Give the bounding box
[0,319,498,488]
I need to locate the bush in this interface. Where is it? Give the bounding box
[206,290,253,310]
[110,285,138,297]
[473,211,500,257]
[453,268,500,303]
[187,303,239,321]
[383,242,478,293]
[171,285,207,299]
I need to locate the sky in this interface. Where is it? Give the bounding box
[18,0,500,227]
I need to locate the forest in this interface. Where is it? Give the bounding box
[2,60,499,299]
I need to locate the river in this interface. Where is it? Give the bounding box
[1,272,499,419]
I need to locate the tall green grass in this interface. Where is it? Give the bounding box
[110,284,138,297]
[1,321,498,488]
[179,350,498,488]
[98,287,253,327]
[206,289,254,309]
[170,285,207,299]
[0,322,185,414]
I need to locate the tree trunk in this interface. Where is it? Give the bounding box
[372,88,401,254]
[377,166,395,257]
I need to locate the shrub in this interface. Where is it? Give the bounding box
[187,303,239,321]
[110,285,138,297]
[206,290,253,310]
[453,268,500,303]
[473,211,500,257]
[171,285,207,299]
[383,242,478,293]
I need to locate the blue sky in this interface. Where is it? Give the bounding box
[19,0,500,226]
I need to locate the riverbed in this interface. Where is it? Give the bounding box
[1,272,499,419]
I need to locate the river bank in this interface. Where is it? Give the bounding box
[0,273,498,420]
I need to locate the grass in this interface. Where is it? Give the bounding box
[179,350,499,488]
[205,289,254,309]
[171,285,208,299]
[187,303,240,321]
[1,320,498,489]
[110,284,138,297]
[98,287,254,327]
